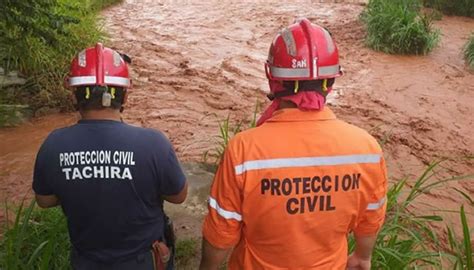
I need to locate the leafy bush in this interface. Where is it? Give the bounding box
[362,0,440,55]
[0,0,121,113]
[423,0,474,18]
[464,34,474,69]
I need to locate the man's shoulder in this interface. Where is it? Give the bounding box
[228,119,382,152]
[123,123,166,137]
[46,123,170,146]
[42,125,75,142]
[120,124,172,147]
[229,126,260,146]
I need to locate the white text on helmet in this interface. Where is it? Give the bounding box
[292,59,307,69]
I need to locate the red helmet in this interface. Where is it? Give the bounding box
[265,18,342,81]
[67,43,130,88]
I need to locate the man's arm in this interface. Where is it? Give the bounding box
[35,194,60,208]
[347,234,378,270]
[162,181,188,204]
[348,155,388,270]
[199,237,231,270]
[200,141,243,269]
[159,143,188,203]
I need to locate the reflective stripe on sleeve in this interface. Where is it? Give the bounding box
[366,197,386,210]
[209,197,242,221]
[235,154,381,175]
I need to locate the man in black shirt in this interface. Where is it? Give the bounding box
[33,43,187,270]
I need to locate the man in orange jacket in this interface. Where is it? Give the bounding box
[200,18,387,270]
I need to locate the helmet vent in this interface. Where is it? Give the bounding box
[281,28,297,57]
[322,29,335,54]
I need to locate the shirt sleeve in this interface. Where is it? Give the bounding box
[353,155,388,236]
[159,147,186,196]
[202,145,243,249]
[32,138,55,195]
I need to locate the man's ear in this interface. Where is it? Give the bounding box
[71,91,78,105]
[122,90,128,105]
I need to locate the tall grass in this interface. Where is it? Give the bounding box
[464,34,474,70]
[362,0,440,55]
[347,160,473,269]
[0,200,70,269]
[202,102,259,171]
[0,202,202,269]
[423,0,474,18]
[0,0,122,114]
[446,206,473,270]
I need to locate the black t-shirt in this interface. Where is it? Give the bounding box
[33,119,186,263]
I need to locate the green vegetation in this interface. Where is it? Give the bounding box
[348,160,473,269]
[0,0,122,120]
[447,206,473,270]
[175,238,199,268]
[0,200,70,269]
[0,200,203,269]
[362,0,440,55]
[464,34,474,69]
[423,0,474,18]
[202,102,260,171]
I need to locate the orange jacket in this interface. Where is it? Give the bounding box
[203,108,387,269]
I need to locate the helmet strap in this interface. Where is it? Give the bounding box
[267,79,334,101]
[322,79,328,92]
[85,87,91,99]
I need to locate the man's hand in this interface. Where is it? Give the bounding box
[347,233,377,270]
[35,194,60,208]
[346,253,371,270]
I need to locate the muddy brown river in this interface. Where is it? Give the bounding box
[0,0,473,254]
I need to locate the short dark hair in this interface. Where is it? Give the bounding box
[74,86,126,111]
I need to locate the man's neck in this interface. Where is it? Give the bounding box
[80,109,122,121]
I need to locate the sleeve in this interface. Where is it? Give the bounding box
[159,147,187,195]
[32,138,55,195]
[202,145,243,249]
[353,155,388,236]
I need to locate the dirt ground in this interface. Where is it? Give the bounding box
[0,0,472,256]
